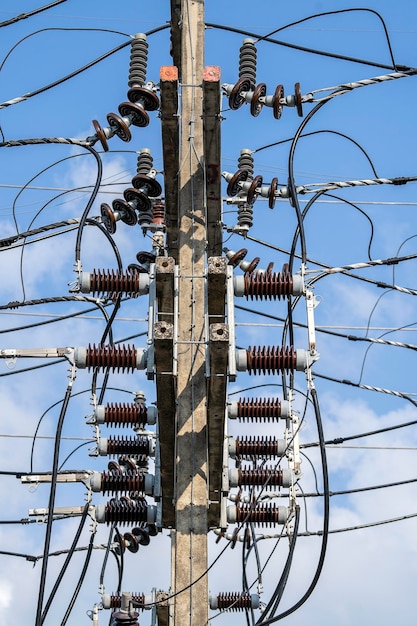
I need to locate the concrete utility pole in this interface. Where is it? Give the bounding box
[170,1,208,624]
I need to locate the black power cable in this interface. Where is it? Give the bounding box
[40,502,90,622]
[34,381,73,626]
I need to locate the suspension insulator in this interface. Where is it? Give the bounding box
[152,201,165,225]
[138,206,154,228]
[136,148,153,176]
[78,269,149,297]
[96,498,156,525]
[237,203,253,230]
[237,346,308,375]
[102,593,146,610]
[229,467,292,489]
[239,38,257,86]
[90,470,154,496]
[210,592,259,611]
[228,397,290,421]
[237,149,254,178]
[128,34,148,87]
[234,268,304,299]
[98,435,154,457]
[74,344,147,372]
[230,435,286,458]
[227,503,289,526]
[93,402,157,428]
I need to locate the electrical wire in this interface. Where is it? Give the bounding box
[40,502,90,622]
[205,22,411,71]
[0,1,68,28]
[61,528,96,626]
[34,381,74,626]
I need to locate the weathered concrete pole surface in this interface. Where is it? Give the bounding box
[171,1,208,625]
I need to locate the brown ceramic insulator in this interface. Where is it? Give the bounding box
[227,248,247,267]
[103,498,148,525]
[243,269,294,300]
[106,593,146,609]
[152,201,165,225]
[226,168,249,196]
[107,112,132,142]
[244,257,260,274]
[131,173,162,198]
[100,403,148,428]
[110,199,137,226]
[294,82,303,117]
[273,84,284,120]
[236,398,283,421]
[229,77,252,110]
[268,177,278,209]
[216,592,254,611]
[106,435,151,457]
[100,203,117,234]
[85,344,139,372]
[246,175,263,204]
[118,101,150,128]
[237,467,286,489]
[92,119,109,152]
[128,85,159,111]
[99,470,147,495]
[246,345,297,375]
[123,532,140,553]
[234,503,288,526]
[250,82,266,117]
[88,269,144,297]
[235,436,282,457]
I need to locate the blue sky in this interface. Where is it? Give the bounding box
[0,1,417,625]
